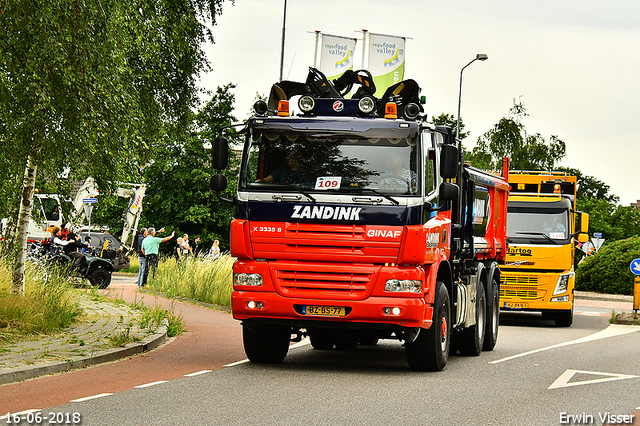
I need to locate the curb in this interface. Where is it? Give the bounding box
[574,291,634,304]
[0,326,167,386]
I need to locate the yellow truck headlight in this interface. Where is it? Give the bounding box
[553,273,574,296]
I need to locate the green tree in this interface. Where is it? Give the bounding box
[578,198,640,242]
[557,167,619,203]
[430,113,469,141]
[467,99,566,170]
[0,0,228,293]
[140,84,241,251]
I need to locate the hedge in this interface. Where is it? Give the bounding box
[576,236,640,295]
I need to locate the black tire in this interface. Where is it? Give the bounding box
[243,323,290,364]
[406,281,450,371]
[359,334,379,346]
[483,278,499,351]
[458,280,486,356]
[334,331,359,351]
[309,329,335,350]
[554,306,574,327]
[89,268,112,289]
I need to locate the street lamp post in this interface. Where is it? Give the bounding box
[279,0,287,81]
[456,53,488,140]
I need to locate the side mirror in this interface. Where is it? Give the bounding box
[440,144,459,179]
[210,173,228,192]
[576,211,589,234]
[213,136,229,170]
[439,182,459,201]
[575,211,589,243]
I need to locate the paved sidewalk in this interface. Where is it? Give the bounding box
[0,285,635,386]
[0,294,166,385]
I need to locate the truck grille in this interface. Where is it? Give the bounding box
[501,275,545,299]
[251,223,400,264]
[271,261,378,300]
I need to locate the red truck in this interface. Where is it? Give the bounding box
[211,69,509,370]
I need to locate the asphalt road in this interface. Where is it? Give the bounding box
[2,276,639,425]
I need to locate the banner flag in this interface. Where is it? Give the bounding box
[317,33,357,82]
[367,33,406,97]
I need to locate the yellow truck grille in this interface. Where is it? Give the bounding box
[500,275,545,300]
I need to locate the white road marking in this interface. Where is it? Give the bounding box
[224,338,311,367]
[491,324,640,364]
[134,380,168,388]
[70,393,113,402]
[290,338,311,349]
[224,359,250,367]
[576,310,605,316]
[184,370,212,377]
[549,369,639,389]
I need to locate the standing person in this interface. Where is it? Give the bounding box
[174,237,184,267]
[136,228,148,288]
[181,234,194,258]
[208,239,221,261]
[193,236,201,256]
[141,227,174,285]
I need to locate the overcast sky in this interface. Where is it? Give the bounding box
[201,0,640,206]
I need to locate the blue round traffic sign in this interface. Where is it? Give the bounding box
[630,259,640,276]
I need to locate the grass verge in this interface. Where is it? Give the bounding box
[135,253,234,308]
[0,257,83,345]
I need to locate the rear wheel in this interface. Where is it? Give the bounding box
[309,329,335,350]
[406,281,450,371]
[483,277,499,351]
[89,268,111,289]
[243,323,291,364]
[459,280,486,356]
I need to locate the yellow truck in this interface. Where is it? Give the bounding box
[501,171,589,326]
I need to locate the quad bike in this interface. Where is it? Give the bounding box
[52,251,115,288]
[28,241,115,288]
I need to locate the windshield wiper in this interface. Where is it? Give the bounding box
[282,184,316,203]
[514,231,558,245]
[342,188,399,205]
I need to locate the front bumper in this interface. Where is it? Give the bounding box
[232,291,432,329]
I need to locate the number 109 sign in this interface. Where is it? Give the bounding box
[315,176,342,190]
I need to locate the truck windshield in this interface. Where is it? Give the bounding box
[240,131,419,195]
[507,207,570,241]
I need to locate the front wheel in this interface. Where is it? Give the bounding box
[554,306,574,327]
[243,323,291,364]
[406,281,450,371]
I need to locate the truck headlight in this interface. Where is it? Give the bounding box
[553,273,573,296]
[234,273,263,286]
[385,279,421,293]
